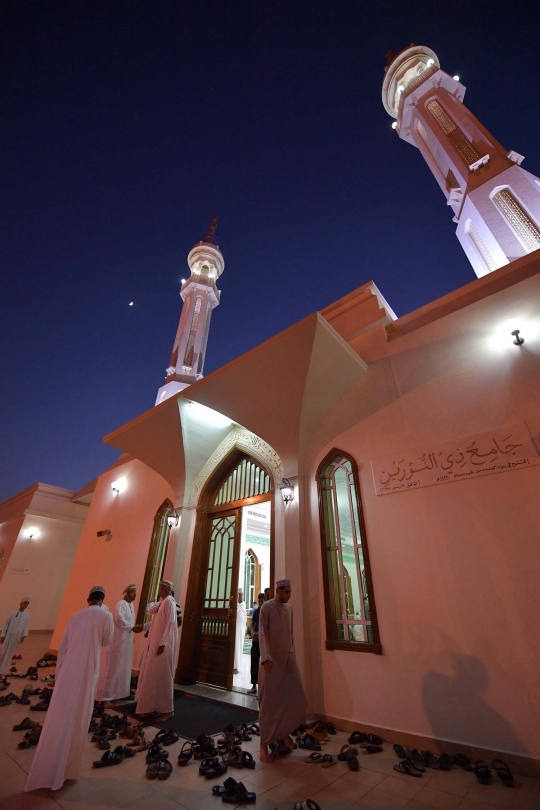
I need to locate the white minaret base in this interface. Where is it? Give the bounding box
[155,380,190,406]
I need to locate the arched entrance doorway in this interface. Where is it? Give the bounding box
[178,449,274,691]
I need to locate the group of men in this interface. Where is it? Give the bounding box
[24,579,179,792]
[3,574,306,791]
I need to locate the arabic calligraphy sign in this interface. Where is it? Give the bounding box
[372,423,540,496]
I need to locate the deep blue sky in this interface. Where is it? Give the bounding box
[2,0,539,502]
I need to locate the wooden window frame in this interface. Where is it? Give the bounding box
[136,499,173,625]
[316,448,382,655]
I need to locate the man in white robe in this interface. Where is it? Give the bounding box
[0,597,30,674]
[233,589,247,674]
[97,583,143,703]
[258,579,307,763]
[25,586,114,792]
[135,580,178,721]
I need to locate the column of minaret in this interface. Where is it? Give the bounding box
[155,219,224,405]
[383,45,540,278]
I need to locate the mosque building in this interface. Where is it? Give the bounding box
[1,45,539,774]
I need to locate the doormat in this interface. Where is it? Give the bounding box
[120,691,258,740]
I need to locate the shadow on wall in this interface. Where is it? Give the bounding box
[422,653,525,755]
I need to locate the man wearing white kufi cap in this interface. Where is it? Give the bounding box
[258,579,307,763]
[0,597,30,674]
[25,586,113,792]
[97,583,143,704]
[135,579,178,721]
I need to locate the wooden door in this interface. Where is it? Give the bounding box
[195,508,241,689]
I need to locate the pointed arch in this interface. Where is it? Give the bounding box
[188,426,283,507]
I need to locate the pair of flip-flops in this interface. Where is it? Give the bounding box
[349,731,384,746]
[212,777,256,803]
[13,717,39,731]
[146,749,172,779]
[304,752,336,768]
[152,729,179,746]
[93,746,134,768]
[297,733,321,751]
[474,759,513,786]
[18,726,42,749]
[227,749,256,769]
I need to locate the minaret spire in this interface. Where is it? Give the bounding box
[382,45,540,278]
[155,220,225,405]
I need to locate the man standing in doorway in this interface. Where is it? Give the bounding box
[98,584,143,704]
[25,586,114,792]
[264,587,271,601]
[0,598,30,674]
[258,579,307,763]
[248,592,265,695]
[135,580,178,722]
[233,589,247,674]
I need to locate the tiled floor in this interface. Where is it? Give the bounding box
[1,635,539,810]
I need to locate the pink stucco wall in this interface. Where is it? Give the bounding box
[306,271,540,759]
[51,457,175,653]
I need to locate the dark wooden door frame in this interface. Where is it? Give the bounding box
[177,448,275,687]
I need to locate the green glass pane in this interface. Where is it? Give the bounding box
[348,624,365,642]
[326,549,343,621]
[349,482,362,545]
[336,623,346,641]
[356,547,371,621]
[335,467,353,552]
[324,488,338,549]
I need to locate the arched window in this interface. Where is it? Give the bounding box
[316,450,381,654]
[136,499,173,625]
[243,549,258,609]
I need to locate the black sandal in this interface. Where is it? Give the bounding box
[361,743,383,754]
[204,759,229,778]
[297,733,321,751]
[93,749,124,768]
[348,730,368,745]
[177,741,193,766]
[439,752,453,771]
[212,776,238,796]
[222,781,256,804]
[474,760,492,785]
[393,760,423,778]
[452,753,473,771]
[492,759,513,787]
[241,751,256,769]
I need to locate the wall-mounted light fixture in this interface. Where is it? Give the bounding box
[24,528,40,540]
[453,75,460,81]
[167,510,180,529]
[280,478,294,505]
[97,529,112,541]
[511,329,524,346]
[111,478,126,495]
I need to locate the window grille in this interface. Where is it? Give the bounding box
[492,189,540,253]
[468,220,498,271]
[183,295,202,368]
[243,549,257,609]
[214,458,271,506]
[416,120,459,190]
[426,99,480,167]
[317,451,381,653]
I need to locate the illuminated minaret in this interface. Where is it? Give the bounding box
[382,45,540,278]
[156,219,224,405]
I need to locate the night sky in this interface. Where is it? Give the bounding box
[2,0,540,502]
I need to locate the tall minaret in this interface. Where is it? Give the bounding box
[156,219,224,405]
[382,45,540,278]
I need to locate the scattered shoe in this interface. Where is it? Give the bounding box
[452,753,473,771]
[474,760,492,785]
[18,726,42,748]
[93,748,124,768]
[492,759,513,786]
[221,780,256,804]
[394,760,423,778]
[13,717,39,731]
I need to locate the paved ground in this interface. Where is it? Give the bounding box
[1,635,539,810]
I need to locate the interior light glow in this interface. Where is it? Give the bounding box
[392,122,397,130]
[188,401,232,428]
[280,478,294,505]
[397,85,404,94]
[111,477,127,495]
[453,75,460,81]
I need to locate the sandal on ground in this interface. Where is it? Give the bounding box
[439,753,453,771]
[348,730,368,745]
[97,737,111,750]
[367,733,384,745]
[16,695,31,705]
[199,756,219,774]
[241,751,256,769]
[325,722,336,735]
[294,802,322,810]
[152,729,179,746]
[304,752,324,764]
[297,734,321,751]
[18,727,42,748]
[421,750,439,769]
[321,754,336,768]
[212,776,237,795]
[114,745,135,758]
[13,717,38,731]
[177,741,193,765]
[93,749,124,767]
[221,781,256,804]
[394,760,423,778]
[337,744,357,761]
[452,753,473,771]
[393,744,407,758]
[361,744,383,754]
[204,759,229,778]
[157,760,173,780]
[247,723,260,736]
[310,722,329,742]
[474,760,492,784]
[492,759,513,786]
[227,748,244,768]
[146,745,168,763]
[30,700,50,711]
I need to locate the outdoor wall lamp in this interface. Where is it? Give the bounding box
[511,329,524,346]
[111,477,126,495]
[25,529,40,540]
[280,478,294,505]
[167,510,180,529]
